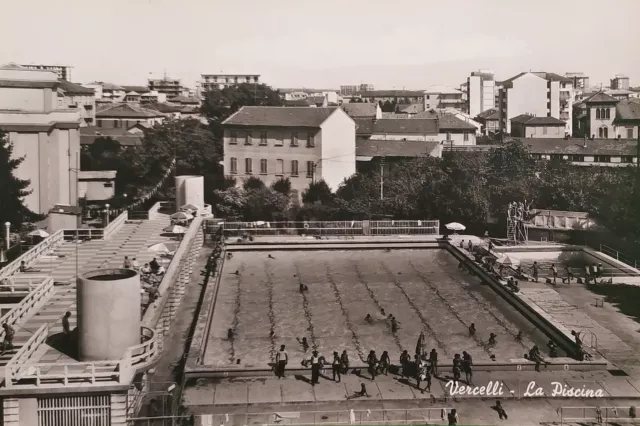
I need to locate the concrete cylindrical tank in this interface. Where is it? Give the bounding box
[76,269,141,361]
[175,175,204,211]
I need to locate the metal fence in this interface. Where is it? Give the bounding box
[220,220,440,237]
[558,405,639,425]
[127,407,454,426]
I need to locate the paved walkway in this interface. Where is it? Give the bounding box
[0,215,173,376]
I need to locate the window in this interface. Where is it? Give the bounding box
[596,108,601,119]
[605,108,610,119]
[621,156,634,163]
[291,160,299,176]
[260,159,268,174]
[626,128,634,139]
[307,134,315,147]
[603,127,609,138]
[598,127,604,138]
[245,158,253,174]
[569,155,584,162]
[103,182,113,188]
[594,155,611,163]
[463,133,469,142]
[97,119,103,127]
[276,159,284,176]
[245,132,252,145]
[291,132,299,147]
[306,161,315,178]
[274,133,283,146]
[550,154,563,161]
[230,157,238,174]
[230,131,238,144]
[114,120,120,128]
[543,126,547,135]
[260,131,268,145]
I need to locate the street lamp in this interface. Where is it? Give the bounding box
[4,222,10,251]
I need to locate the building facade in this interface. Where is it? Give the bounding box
[467,70,496,118]
[96,103,166,129]
[200,74,260,92]
[582,92,619,139]
[57,80,96,126]
[20,64,72,80]
[0,64,81,214]
[148,78,183,97]
[611,75,630,90]
[359,90,424,104]
[510,115,566,138]
[222,107,356,198]
[340,85,358,96]
[423,86,465,111]
[497,72,563,135]
[85,82,126,102]
[78,170,117,201]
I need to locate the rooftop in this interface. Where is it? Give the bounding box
[358,90,424,98]
[400,103,425,114]
[78,170,117,180]
[356,118,439,136]
[510,115,566,126]
[436,113,478,130]
[222,106,340,128]
[283,99,313,107]
[97,103,166,118]
[121,85,150,94]
[88,82,125,91]
[356,139,440,158]
[58,80,94,95]
[615,98,640,122]
[519,138,638,156]
[424,85,462,95]
[584,92,619,104]
[168,95,200,104]
[475,109,500,121]
[341,103,378,118]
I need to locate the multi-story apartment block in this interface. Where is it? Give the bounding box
[359,83,374,92]
[467,70,496,118]
[148,78,183,97]
[423,86,465,111]
[57,80,96,126]
[0,64,81,214]
[20,64,72,80]
[498,72,571,135]
[222,107,355,199]
[340,85,358,96]
[359,90,424,104]
[200,74,260,92]
[611,74,630,90]
[566,72,589,91]
[85,82,126,102]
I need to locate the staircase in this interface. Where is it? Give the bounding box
[507,219,517,243]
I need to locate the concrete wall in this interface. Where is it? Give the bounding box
[468,76,482,118]
[79,179,115,201]
[319,109,356,191]
[548,81,560,119]
[77,269,141,361]
[176,175,205,210]
[615,125,638,139]
[59,93,95,126]
[10,132,40,212]
[437,131,476,145]
[0,87,47,111]
[514,124,563,138]
[587,106,616,138]
[502,73,549,134]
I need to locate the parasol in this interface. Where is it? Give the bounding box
[148,242,179,254]
[28,229,50,238]
[180,203,199,212]
[445,222,466,232]
[163,225,187,234]
[170,212,193,220]
[495,254,520,267]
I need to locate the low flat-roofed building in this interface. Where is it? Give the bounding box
[79,170,117,201]
[510,114,567,138]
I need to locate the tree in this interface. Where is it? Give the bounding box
[0,130,44,229]
[243,176,266,191]
[243,188,289,221]
[271,178,292,196]
[302,180,334,205]
[381,100,394,113]
[211,187,245,218]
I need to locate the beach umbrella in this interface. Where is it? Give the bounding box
[415,330,425,357]
[170,212,193,220]
[180,203,199,212]
[445,222,466,232]
[28,229,50,238]
[163,225,187,234]
[148,242,179,254]
[496,254,520,267]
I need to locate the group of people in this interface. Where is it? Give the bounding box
[364,309,400,332]
[123,256,165,277]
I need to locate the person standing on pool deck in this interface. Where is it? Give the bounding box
[331,352,341,382]
[367,350,378,380]
[310,351,322,385]
[340,350,350,374]
[429,349,438,376]
[275,345,288,379]
[462,351,473,385]
[400,350,411,376]
[551,264,558,285]
[531,262,539,282]
[564,266,573,284]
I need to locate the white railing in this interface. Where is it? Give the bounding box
[122,327,158,368]
[6,360,126,386]
[63,228,105,241]
[147,202,163,220]
[0,275,50,293]
[104,211,129,240]
[4,324,49,388]
[142,217,203,328]
[0,277,55,341]
[0,230,64,279]
[221,220,440,236]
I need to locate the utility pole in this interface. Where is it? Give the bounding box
[380,156,385,200]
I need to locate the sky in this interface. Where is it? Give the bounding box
[2,0,639,90]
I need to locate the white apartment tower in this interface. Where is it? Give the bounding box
[467,70,496,118]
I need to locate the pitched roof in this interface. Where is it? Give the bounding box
[518,138,638,156]
[144,102,183,113]
[341,103,378,118]
[58,80,95,95]
[584,92,619,104]
[357,118,438,136]
[223,106,339,128]
[510,114,566,125]
[381,112,411,119]
[284,99,313,107]
[89,82,125,91]
[309,96,326,105]
[96,103,166,118]
[356,139,440,157]
[500,72,529,88]
[79,171,117,180]
[532,72,573,83]
[168,95,200,104]
[401,103,425,114]
[475,108,500,121]
[615,99,640,122]
[437,114,477,130]
[424,85,462,95]
[0,63,26,70]
[121,85,150,93]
